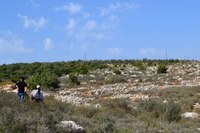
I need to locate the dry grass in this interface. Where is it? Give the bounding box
[1,85,200,132]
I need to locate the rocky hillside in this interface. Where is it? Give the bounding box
[1,60,200,132]
[55,61,200,106]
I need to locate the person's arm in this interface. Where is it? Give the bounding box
[25,86,28,93]
[24,82,28,93]
[16,82,19,93]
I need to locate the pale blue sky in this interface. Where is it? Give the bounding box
[0,0,200,64]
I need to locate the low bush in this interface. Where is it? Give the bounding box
[134,61,146,71]
[69,74,80,85]
[103,75,126,85]
[113,70,121,75]
[157,64,168,74]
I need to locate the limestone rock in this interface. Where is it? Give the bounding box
[181,112,199,119]
[56,121,85,133]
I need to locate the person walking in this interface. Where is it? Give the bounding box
[16,77,28,102]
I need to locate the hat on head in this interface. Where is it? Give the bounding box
[36,85,40,88]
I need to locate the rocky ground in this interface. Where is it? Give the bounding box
[54,61,200,108]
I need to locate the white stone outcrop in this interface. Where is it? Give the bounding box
[181,112,199,119]
[56,121,85,133]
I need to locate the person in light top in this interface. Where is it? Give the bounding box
[30,85,44,102]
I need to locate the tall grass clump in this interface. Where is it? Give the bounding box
[136,99,182,122]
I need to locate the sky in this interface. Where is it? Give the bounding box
[0,0,200,64]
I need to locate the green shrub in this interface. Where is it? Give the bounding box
[157,64,168,74]
[27,72,60,90]
[113,70,121,75]
[134,61,146,71]
[10,76,19,83]
[76,64,89,74]
[69,74,80,85]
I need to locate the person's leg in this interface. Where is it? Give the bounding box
[18,93,21,100]
[21,93,25,101]
[18,93,25,102]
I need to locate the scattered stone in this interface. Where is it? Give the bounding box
[181,112,199,119]
[163,99,168,103]
[197,128,200,131]
[192,103,200,111]
[60,90,70,96]
[56,121,85,133]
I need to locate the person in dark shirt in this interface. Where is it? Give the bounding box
[16,77,28,102]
